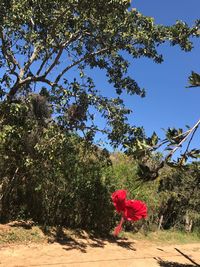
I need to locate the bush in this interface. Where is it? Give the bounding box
[0,100,114,233]
[103,153,161,230]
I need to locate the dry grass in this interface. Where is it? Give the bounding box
[123,229,200,245]
[0,224,46,245]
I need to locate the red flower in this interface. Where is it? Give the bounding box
[111,189,148,236]
[111,189,127,213]
[124,200,147,221]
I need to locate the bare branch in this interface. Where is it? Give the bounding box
[7,74,60,99]
[36,49,56,76]
[43,32,83,78]
[182,123,199,159]
[36,31,82,76]
[38,77,57,87]
[6,29,108,99]
[7,77,32,99]
[43,46,64,77]
[166,118,200,160]
[19,45,39,79]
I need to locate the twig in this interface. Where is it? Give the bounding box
[183,124,199,157]
[54,47,109,84]
[166,118,200,160]
[43,32,83,78]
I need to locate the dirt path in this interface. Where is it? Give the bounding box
[0,237,200,267]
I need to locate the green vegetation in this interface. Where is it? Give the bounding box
[0,226,46,244]
[0,0,199,239]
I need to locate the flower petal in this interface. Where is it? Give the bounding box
[124,200,147,221]
[111,189,127,213]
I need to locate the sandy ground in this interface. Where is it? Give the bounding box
[0,236,200,267]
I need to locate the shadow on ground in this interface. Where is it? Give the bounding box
[156,258,196,267]
[156,250,200,267]
[42,226,136,253]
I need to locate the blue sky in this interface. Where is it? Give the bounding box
[92,0,200,153]
[112,0,200,153]
[130,0,200,152]
[131,0,200,131]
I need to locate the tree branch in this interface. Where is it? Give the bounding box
[151,129,191,152]
[0,27,21,74]
[54,47,109,84]
[43,46,64,77]
[7,33,108,99]
[182,123,199,159]
[36,49,55,76]
[19,45,39,79]
[43,32,83,78]
[166,118,200,160]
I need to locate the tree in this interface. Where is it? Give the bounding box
[0,0,199,146]
[158,162,200,231]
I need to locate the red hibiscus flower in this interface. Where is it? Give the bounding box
[111,189,127,213]
[111,189,147,236]
[124,200,147,221]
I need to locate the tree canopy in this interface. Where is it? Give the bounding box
[0,0,199,146]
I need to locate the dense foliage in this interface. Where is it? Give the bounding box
[0,98,114,231]
[158,163,200,231]
[0,0,199,146]
[0,0,199,234]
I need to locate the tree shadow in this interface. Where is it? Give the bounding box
[174,248,200,267]
[41,226,136,253]
[156,258,197,267]
[107,236,136,251]
[89,234,136,251]
[7,220,34,229]
[41,226,87,253]
[155,247,200,267]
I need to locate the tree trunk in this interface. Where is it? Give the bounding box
[185,212,193,232]
[158,215,163,230]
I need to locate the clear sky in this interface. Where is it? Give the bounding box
[90,0,200,154]
[96,0,200,153]
[130,0,200,134]
[129,0,200,155]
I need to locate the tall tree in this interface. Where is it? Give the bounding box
[0,0,199,146]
